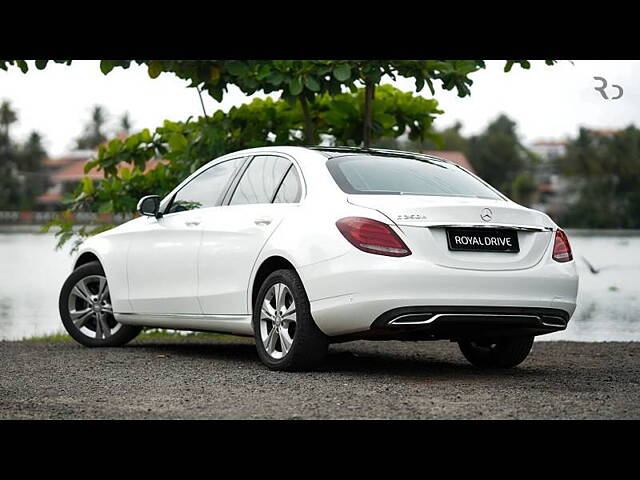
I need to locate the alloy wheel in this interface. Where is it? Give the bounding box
[259,283,297,360]
[67,274,120,340]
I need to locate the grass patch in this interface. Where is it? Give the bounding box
[22,332,73,342]
[18,328,247,343]
[137,329,245,342]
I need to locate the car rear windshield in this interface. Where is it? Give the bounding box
[326,154,504,200]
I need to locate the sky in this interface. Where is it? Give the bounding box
[1,60,639,157]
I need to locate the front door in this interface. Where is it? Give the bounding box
[126,156,246,314]
[127,211,204,313]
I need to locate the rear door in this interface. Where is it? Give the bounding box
[197,155,303,314]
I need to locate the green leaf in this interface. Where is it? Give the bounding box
[84,160,98,173]
[304,75,320,92]
[209,86,223,102]
[267,71,284,85]
[148,61,162,79]
[209,65,221,83]
[289,77,303,96]
[256,64,271,80]
[333,64,351,82]
[35,60,49,70]
[226,61,248,76]
[16,60,28,73]
[107,139,121,154]
[140,128,152,143]
[98,201,114,214]
[168,132,188,151]
[425,78,435,95]
[100,60,115,75]
[119,167,132,181]
[81,177,94,195]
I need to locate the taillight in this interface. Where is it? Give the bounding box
[552,229,573,262]
[336,217,411,257]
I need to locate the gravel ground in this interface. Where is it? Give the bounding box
[1,338,638,419]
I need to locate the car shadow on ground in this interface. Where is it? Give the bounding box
[126,340,549,379]
[324,350,550,379]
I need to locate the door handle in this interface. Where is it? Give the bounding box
[185,219,201,227]
[254,217,272,226]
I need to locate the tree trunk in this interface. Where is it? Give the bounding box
[362,81,376,148]
[298,94,316,145]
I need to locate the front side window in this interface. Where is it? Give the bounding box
[326,154,504,200]
[168,157,244,213]
[229,155,292,206]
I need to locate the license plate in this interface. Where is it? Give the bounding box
[446,228,520,253]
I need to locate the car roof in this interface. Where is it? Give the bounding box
[307,146,452,164]
[216,145,462,172]
[215,145,454,168]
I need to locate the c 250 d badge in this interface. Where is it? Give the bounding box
[397,214,427,221]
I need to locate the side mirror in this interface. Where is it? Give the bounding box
[137,195,162,218]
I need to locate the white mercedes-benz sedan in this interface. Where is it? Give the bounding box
[59,146,579,370]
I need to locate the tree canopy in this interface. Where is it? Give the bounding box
[44,84,445,251]
[0,59,559,249]
[559,126,640,228]
[0,59,555,148]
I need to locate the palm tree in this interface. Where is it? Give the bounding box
[0,100,18,141]
[76,105,108,149]
[120,112,132,134]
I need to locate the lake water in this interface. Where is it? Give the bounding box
[0,230,639,342]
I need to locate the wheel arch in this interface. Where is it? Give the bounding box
[74,251,103,270]
[250,255,299,313]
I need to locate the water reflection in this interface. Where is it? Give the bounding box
[544,232,640,342]
[0,232,72,340]
[0,231,638,342]
[0,297,12,320]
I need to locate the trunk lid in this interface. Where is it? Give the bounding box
[347,194,554,271]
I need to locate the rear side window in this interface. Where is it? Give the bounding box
[326,154,503,200]
[230,155,292,205]
[273,167,302,203]
[168,157,244,213]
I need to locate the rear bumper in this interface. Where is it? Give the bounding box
[299,250,579,337]
[358,305,569,341]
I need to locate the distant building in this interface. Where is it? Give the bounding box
[36,150,166,211]
[529,140,567,162]
[585,128,623,137]
[422,150,476,174]
[36,150,96,210]
[528,139,571,218]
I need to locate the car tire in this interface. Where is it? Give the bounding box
[59,261,142,347]
[458,335,534,368]
[253,269,328,371]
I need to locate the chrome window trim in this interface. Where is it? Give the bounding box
[425,223,554,232]
[160,155,249,216]
[226,153,306,206]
